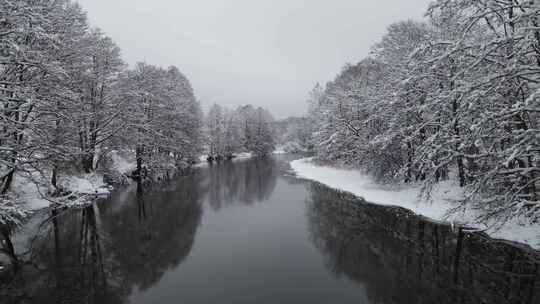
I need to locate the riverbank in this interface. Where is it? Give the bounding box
[2,151,260,224]
[290,157,540,250]
[1,150,137,226]
[4,154,537,304]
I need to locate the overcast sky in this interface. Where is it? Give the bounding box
[76,0,431,118]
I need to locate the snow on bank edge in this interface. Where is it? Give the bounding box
[8,152,134,213]
[290,157,540,250]
[11,172,112,213]
[196,152,255,167]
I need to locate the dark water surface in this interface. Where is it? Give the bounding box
[1,155,539,304]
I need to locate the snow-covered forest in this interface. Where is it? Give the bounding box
[1,0,538,230]
[0,0,284,226]
[274,117,313,153]
[0,1,205,223]
[1,1,540,302]
[204,104,276,160]
[303,0,540,225]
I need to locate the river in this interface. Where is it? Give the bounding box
[1,155,539,304]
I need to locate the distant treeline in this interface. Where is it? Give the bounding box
[204,104,276,160]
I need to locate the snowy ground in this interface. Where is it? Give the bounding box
[196,152,255,167]
[109,150,136,174]
[6,152,135,215]
[273,143,308,154]
[62,174,111,196]
[290,157,540,250]
[11,172,113,213]
[11,175,51,211]
[236,152,253,160]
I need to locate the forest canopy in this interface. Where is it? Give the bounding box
[305,0,540,224]
[0,0,203,223]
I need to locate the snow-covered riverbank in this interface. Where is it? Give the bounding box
[1,150,134,223]
[0,172,113,226]
[195,152,255,168]
[12,173,111,212]
[8,151,257,219]
[290,157,540,250]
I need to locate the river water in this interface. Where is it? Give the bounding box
[1,155,539,304]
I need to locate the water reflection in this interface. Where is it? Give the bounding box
[2,157,539,304]
[101,177,203,291]
[0,224,18,285]
[1,205,125,304]
[1,159,279,303]
[306,182,540,304]
[204,158,278,210]
[1,174,203,304]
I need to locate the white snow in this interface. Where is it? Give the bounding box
[290,157,540,249]
[275,142,307,154]
[12,174,51,211]
[235,152,253,160]
[7,151,136,213]
[196,153,254,167]
[273,147,286,154]
[8,171,112,215]
[9,151,139,213]
[109,150,135,174]
[62,173,111,196]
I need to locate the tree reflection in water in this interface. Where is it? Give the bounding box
[0,224,18,272]
[1,174,204,304]
[0,205,125,304]
[0,159,280,303]
[205,158,278,210]
[101,177,203,291]
[6,159,537,304]
[306,183,540,304]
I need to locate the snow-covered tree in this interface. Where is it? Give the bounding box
[236,105,275,156]
[204,104,276,159]
[421,0,540,220]
[0,0,66,194]
[206,104,225,159]
[306,0,540,223]
[72,29,125,173]
[0,1,203,221]
[275,116,312,152]
[120,63,202,181]
[222,108,243,158]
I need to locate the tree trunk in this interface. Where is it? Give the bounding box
[405,142,413,183]
[1,225,18,268]
[1,169,15,195]
[82,153,94,173]
[51,164,59,190]
[136,145,144,183]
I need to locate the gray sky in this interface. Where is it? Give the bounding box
[77,0,431,118]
